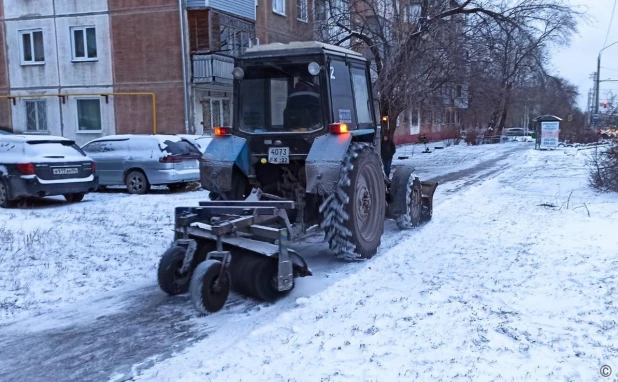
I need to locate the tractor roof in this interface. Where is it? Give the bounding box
[242,41,366,61]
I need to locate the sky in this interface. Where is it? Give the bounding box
[550,0,618,111]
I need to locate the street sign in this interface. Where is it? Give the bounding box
[568,114,572,121]
[539,121,559,149]
[593,113,600,121]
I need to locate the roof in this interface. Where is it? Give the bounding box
[534,115,563,122]
[243,41,365,60]
[0,134,72,143]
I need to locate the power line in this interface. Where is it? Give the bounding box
[604,0,617,48]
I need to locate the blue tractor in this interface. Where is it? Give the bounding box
[157,42,438,314]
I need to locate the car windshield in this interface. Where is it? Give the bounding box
[25,141,86,157]
[238,63,323,133]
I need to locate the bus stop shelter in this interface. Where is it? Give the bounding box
[534,115,562,150]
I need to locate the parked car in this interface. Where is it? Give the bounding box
[81,134,202,194]
[0,135,98,208]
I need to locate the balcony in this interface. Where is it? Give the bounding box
[191,54,234,84]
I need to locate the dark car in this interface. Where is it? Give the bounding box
[0,135,99,207]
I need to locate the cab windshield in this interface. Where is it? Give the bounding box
[238,63,324,133]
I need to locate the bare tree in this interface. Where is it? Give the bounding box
[314,0,583,161]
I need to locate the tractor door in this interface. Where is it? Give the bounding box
[327,58,377,136]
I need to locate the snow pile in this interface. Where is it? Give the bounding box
[136,147,618,381]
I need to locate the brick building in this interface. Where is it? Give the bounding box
[0,0,315,143]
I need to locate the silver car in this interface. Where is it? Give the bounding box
[81,134,201,194]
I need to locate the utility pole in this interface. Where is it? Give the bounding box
[596,40,618,114]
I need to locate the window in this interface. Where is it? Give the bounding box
[77,99,102,131]
[351,68,372,125]
[20,30,44,64]
[329,60,356,127]
[297,0,308,21]
[273,0,285,15]
[71,26,97,61]
[25,141,86,157]
[201,98,231,133]
[238,63,323,133]
[219,14,254,56]
[25,99,47,131]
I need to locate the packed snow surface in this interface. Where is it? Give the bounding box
[3,140,617,381]
[134,144,618,381]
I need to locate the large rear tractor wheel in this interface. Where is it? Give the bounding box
[190,260,231,314]
[320,143,386,260]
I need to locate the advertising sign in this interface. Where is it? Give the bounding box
[540,121,559,149]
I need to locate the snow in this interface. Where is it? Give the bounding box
[2,140,617,381]
[131,144,618,381]
[0,189,212,323]
[0,141,513,323]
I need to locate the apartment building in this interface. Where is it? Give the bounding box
[0,0,317,142]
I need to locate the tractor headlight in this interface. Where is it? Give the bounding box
[232,67,245,80]
[308,62,321,76]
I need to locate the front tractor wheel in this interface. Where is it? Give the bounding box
[320,143,385,260]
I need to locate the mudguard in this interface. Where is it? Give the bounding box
[199,136,250,192]
[305,133,353,195]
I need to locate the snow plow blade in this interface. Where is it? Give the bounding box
[420,181,438,222]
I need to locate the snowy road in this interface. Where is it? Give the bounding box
[0,143,527,382]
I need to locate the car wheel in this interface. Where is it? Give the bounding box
[0,179,16,208]
[125,170,150,195]
[63,193,85,203]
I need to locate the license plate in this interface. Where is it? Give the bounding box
[53,168,79,175]
[268,147,289,164]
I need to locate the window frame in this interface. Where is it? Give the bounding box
[76,98,103,133]
[273,0,286,16]
[24,99,48,132]
[70,26,98,62]
[297,0,309,22]
[19,29,45,65]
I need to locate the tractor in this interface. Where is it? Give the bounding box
[157,41,438,314]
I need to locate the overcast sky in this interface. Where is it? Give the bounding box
[550,0,618,110]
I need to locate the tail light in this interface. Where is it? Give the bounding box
[214,126,232,136]
[91,161,96,173]
[329,123,349,134]
[17,163,35,175]
[160,155,183,163]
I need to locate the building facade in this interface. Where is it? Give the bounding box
[0,0,318,142]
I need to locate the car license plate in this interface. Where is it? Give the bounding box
[268,147,289,164]
[53,168,79,175]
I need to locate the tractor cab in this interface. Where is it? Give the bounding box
[224,41,378,158]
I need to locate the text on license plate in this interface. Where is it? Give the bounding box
[53,168,79,175]
[268,147,289,164]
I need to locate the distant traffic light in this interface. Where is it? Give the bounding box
[603,100,609,108]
